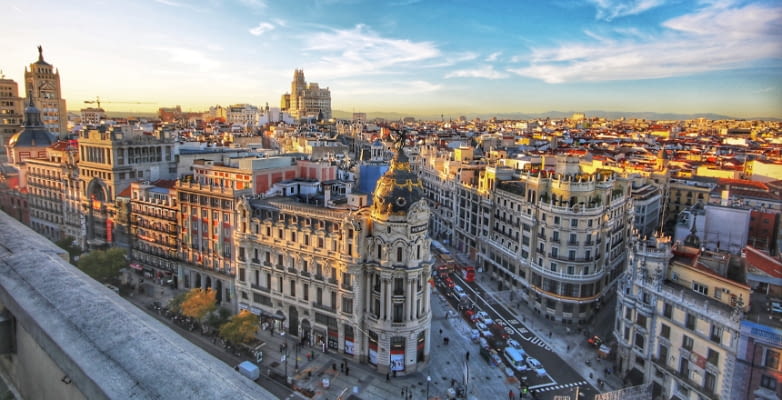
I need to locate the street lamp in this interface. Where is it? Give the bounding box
[282,324,288,383]
[426,375,431,400]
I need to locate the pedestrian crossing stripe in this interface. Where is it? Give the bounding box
[507,319,519,325]
[532,381,589,392]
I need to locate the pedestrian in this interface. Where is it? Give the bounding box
[509,389,514,400]
[386,373,390,381]
[332,363,337,371]
[439,328,443,336]
[566,344,570,351]
[345,367,349,376]
[466,351,470,361]
[340,362,344,372]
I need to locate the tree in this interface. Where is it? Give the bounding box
[76,247,127,282]
[180,288,217,320]
[54,236,82,263]
[219,310,260,345]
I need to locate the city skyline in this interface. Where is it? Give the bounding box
[1,0,781,118]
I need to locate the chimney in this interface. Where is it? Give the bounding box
[323,183,331,208]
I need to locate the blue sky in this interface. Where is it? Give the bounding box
[1,0,781,118]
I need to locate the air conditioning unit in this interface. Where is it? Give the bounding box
[672,273,678,281]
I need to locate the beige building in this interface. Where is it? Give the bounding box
[24,46,67,136]
[615,236,749,400]
[234,142,433,374]
[77,125,177,247]
[478,156,633,323]
[25,141,79,242]
[0,76,24,164]
[280,69,331,121]
[129,180,179,282]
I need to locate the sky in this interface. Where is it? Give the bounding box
[1,0,781,118]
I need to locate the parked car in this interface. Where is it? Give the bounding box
[444,277,455,288]
[470,329,480,343]
[507,339,522,350]
[475,322,488,331]
[479,337,490,350]
[526,357,546,376]
[453,285,465,296]
[588,335,603,347]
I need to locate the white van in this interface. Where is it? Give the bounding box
[504,346,527,372]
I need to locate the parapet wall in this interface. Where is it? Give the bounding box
[0,211,275,400]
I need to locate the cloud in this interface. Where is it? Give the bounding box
[587,0,666,21]
[303,24,441,77]
[445,66,508,79]
[238,0,267,9]
[249,22,275,36]
[151,47,221,72]
[336,79,441,95]
[508,2,782,83]
[753,87,775,94]
[485,52,501,62]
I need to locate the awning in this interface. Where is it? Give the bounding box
[129,263,143,271]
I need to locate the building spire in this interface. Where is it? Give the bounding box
[37,45,44,62]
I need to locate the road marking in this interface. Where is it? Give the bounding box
[531,381,589,392]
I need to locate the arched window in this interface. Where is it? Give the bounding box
[397,247,403,262]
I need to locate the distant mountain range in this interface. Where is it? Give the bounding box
[333,109,781,122]
[70,110,779,122]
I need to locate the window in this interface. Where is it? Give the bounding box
[658,344,668,363]
[761,375,778,390]
[290,280,296,297]
[397,247,403,262]
[342,297,353,314]
[682,335,694,350]
[710,325,722,344]
[554,216,560,224]
[550,263,557,272]
[704,372,716,393]
[685,313,696,330]
[707,348,719,366]
[278,276,283,292]
[636,314,647,329]
[571,218,578,227]
[663,303,672,318]
[635,333,645,350]
[692,282,708,296]
[765,349,780,369]
[316,287,323,305]
[303,284,309,301]
[239,268,245,282]
[393,303,404,322]
[661,324,671,339]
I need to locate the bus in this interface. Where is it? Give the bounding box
[459,265,476,283]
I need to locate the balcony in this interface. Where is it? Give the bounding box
[341,283,353,291]
[652,357,718,400]
[300,271,311,278]
[287,267,297,274]
[314,274,324,281]
[327,278,338,285]
[251,283,270,293]
[251,258,260,265]
[312,302,336,313]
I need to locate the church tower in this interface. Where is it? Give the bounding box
[362,130,432,374]
[24,46,67,137]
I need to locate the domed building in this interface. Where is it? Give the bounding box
[7,97,55,166]
[233,131,433,375]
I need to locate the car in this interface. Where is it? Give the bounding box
[464,309,476,321]
[453,285,465,296]
[507,339,522,350]
[479,337,490,350]
[526,357,546,376]
[588,335,603,347]
[444,277,455,288]
[475,311,490,321]
[475,322,488,331]
[470,329,481,343]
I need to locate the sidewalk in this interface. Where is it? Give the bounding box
[462,252,624,395]
[253,291,521,400]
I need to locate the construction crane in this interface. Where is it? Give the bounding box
[83,96,156,109]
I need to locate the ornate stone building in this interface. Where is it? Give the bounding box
[24,46,67,136]
[234,136,432,374]
[280,69,331,121]
[0,75,24,164]
[477,156,633,323]
[615,236,749,400]
[77,125,177,247]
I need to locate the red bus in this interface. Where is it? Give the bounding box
[460,266,476,282]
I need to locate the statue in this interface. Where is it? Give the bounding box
[37,45,43,61]
[392,129,406,151]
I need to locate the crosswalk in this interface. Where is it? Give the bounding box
[505,319,552,351]
[530,380,589,393]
